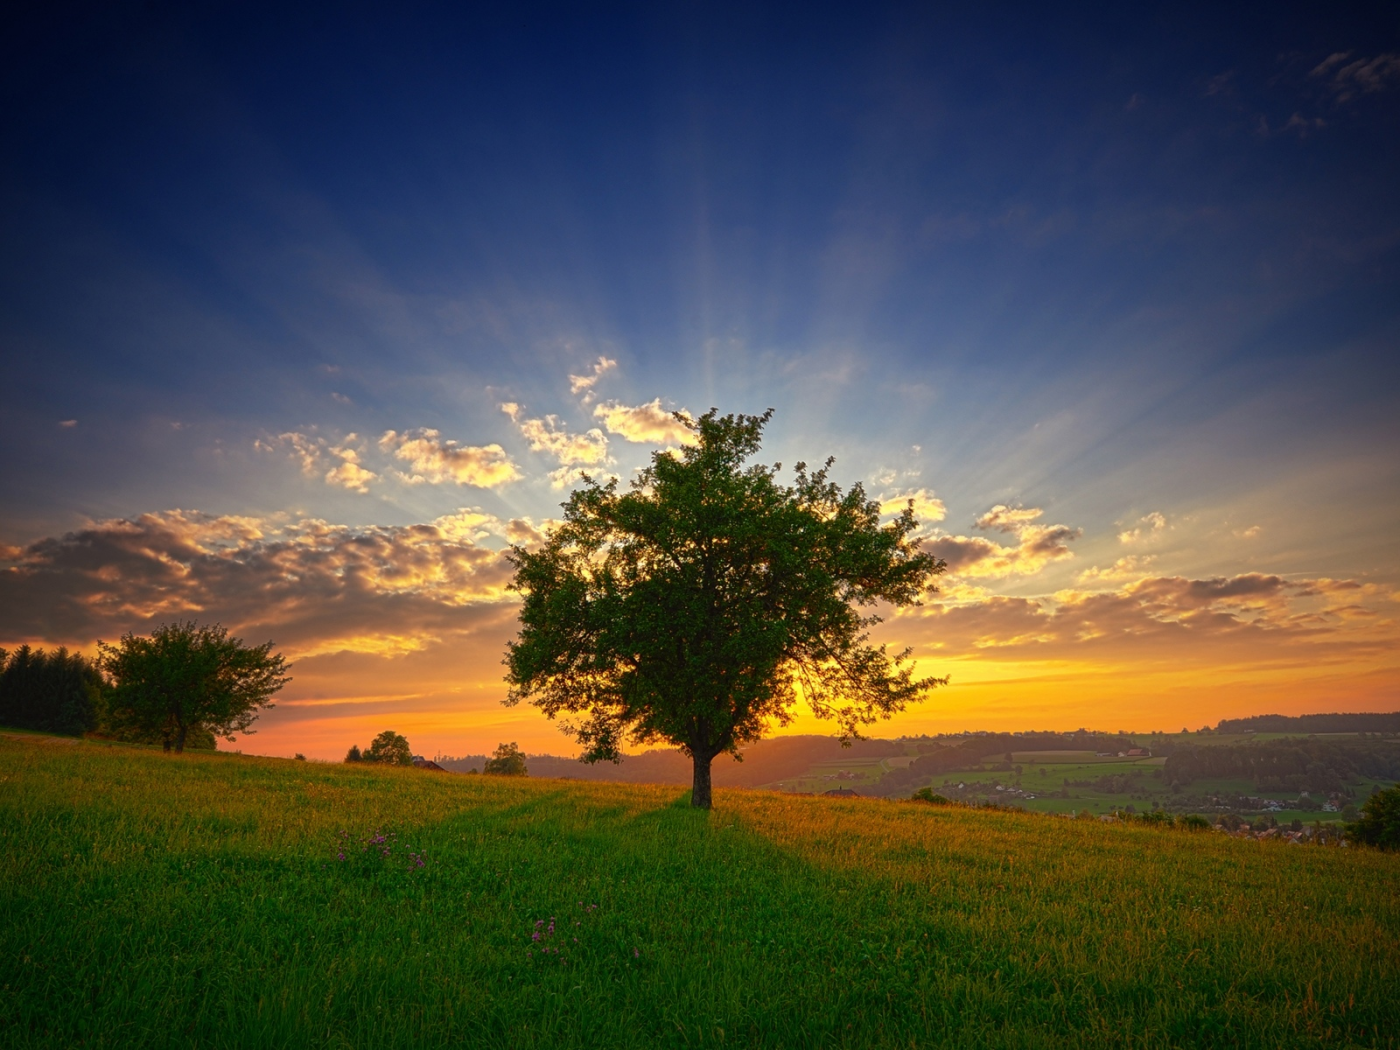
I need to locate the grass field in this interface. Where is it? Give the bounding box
[2,734,1398,1049]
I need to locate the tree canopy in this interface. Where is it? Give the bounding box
[504,409,946,808]
[97,622,290,753]
[362,730,413,766]
[0,645,102,737]
[483,741,528,776]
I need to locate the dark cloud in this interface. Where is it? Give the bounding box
[909,572,1394,664]
[0,510,518,656]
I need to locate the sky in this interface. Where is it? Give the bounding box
[1,1,1398,760]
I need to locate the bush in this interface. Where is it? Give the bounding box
[1346,784,1400,851]
[1179,814,1211,831]
[911,787,951,805]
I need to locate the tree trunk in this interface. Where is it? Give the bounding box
[174,723,187,754]
[691,751,714,809]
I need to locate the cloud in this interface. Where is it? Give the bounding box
[1078,555,1157,584]
[879,489,947,531]
[1118,511,1167,544]
[504,516,564,549]
[1312,52,1400,103]
[59,420,77,428]
[1234,525,1262,539]
[568,356,617,397]
[911,571,1395,664]
[324,435,377,493]
[501,403,610,471]
[272,431,325,475]
[592,399,695,445]
[0,510,519,658]
[379,429,521,488]
[921,505,1081,579]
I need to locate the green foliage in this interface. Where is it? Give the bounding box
[1179,814,1212,831]
[345,744,363,762]
[1347,784,1400,851]
[363,730,413,766]
[97,621,290,753]
[2,735,1398,1049]
[483,741,528,776]
[911,787,951,804]
[1163,737,1400,794]
[505,409,946,807]
[0,645,102,736]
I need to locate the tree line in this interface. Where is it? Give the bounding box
[0,622,289,752]
[1163,737,1400,794]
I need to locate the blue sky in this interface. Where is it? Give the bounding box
[2,2,1397,756]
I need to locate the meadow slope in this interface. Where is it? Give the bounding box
[1,734,1396,1049]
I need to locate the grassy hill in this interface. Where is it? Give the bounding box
[2,734,1397,1048]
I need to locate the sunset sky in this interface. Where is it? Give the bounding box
[2,3,1397,760]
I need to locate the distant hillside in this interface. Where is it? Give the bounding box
[437,735,904,786]
[1215,712,1400,734]
[437,731,1146,790]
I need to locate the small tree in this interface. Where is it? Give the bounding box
[483,741,528,776]
[97,622,290,753]
[363,730,413,766]
[345,744,363,763]
[1347,784,1400,851]
[505,409,946,808]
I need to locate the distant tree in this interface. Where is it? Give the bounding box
[1346,784,1400,851]
[0,645,103,736]
[294,753,306,761]
[483,741,528,776]
[911,787,951,805]
[345,744,363,762]
[97,622,290,753]
[505,409,945,809]
[363,730,413,766]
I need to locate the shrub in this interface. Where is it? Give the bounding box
[1179,814,1211,831]
[911,787,951,805]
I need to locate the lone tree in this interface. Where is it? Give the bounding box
[98,621,290,753]
[362,730,413,766]
[504,409,946,809]
[483,741,528,776]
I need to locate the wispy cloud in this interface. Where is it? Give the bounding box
[1311,52,1400,103]
[592,399,695,445]
[567,356,617,398]
[909,571,1395,663]
[501,402,610,485]
[379,429,521,488]
[1118,511,1166,544]
[879,488,946,532]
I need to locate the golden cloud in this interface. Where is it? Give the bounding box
[879,488,947,531]
[379,429,521,488]
[1118,511,1167,544]
[568,356,617,395]
[923,505,1081,579]
[592,399,695,445]
[500,403,610,468]
[910,571,1397,665]
[0,510,519,658]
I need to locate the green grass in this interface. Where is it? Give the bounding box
[2,735,1398,1049]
